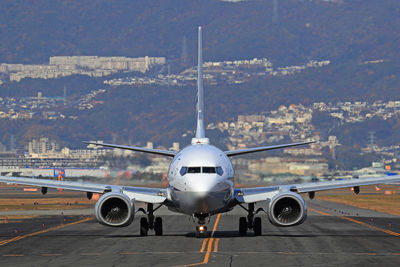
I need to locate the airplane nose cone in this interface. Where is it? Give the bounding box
[186,175,219,194]
[173,174,232,215]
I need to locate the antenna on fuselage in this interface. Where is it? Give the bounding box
[192,26,209,145]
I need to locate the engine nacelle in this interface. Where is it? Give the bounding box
[95,193,135,227]
[268,192,307,227]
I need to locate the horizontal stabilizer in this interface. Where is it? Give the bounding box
[83,141,177,157]
[224,140,316,157]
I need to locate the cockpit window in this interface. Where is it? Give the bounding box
[180,167,188,176]
[203,167,216,173]
[216,167,224,176]
[180,166,224,176]
[188,167,201,173]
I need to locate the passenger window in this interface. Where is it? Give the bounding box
[188,167,201,173]
[180,167,188,176]
[216,167,224,176]
[203,167,216,173]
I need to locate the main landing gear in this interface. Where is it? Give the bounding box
[139,203,163,236]
[238,203,262,236]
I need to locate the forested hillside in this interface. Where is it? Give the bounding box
[0,0,398,65]
[1,0,399,157]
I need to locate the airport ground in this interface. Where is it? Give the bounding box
[0,186,399,266]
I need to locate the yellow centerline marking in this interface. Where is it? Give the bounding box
[172,213,221,267]
[200,238,208,253]
[213,238,220,253]
[203,236,214,264]
[0,217,92,247]
[310,207,400,237]
[202,213,221,263]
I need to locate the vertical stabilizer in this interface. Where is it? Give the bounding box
[192,26,209,145]
[196,27,205,138]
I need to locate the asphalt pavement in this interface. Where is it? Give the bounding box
[0,198,399,266]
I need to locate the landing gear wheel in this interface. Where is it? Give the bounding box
[254,217,262,236]
[140,217,149,236]
[195,225,208,238]
[239,217,247,236]
[154,217,163,236]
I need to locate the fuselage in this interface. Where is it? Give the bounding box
[167,143,235,216]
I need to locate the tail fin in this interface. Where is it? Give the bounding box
[195,26,205,139]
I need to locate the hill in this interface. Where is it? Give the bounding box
[1,0,400,169]
[0,0,399,65]
[0,60,399,150]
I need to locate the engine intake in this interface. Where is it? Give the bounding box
[95,193,134,227]
[268,192,307,227]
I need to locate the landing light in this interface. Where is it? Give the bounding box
[199,225,205,231]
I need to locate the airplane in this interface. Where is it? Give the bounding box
[1,27,400,237]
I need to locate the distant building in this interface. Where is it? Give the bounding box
[1,56,166,81]
[170,142,180,151]
[146,142,154,149]
[28,138,59,155]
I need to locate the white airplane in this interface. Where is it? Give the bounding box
[1,27,400,237]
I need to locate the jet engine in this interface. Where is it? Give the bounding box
[268,192,307,227]
[95,193,135,227]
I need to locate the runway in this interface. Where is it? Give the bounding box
[0,199,399,267]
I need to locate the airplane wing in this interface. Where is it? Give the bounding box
[287,175,400,193]
[235,175,400,203]
[224,141,316,157]
[0,176,167,204]
[83,141,177,157]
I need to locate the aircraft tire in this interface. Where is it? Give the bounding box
[239,217,247,236]
[140,217,149,236]
[254,217,262,236]
[155,217,163,236]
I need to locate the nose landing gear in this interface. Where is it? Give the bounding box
[196,225,208,237]
[193,215,210,238]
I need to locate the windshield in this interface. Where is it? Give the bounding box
[180,166,223,176]
[188,167,201,173]
[203,167,216,173]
